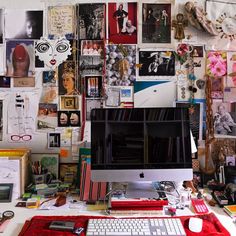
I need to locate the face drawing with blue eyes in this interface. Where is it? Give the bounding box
[35,37,71,69]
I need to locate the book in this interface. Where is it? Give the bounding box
[224,205,236,218]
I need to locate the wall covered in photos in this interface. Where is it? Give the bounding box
[0,0,235,173]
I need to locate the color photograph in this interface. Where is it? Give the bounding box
[108,2,137,44]
[142,3,171,44]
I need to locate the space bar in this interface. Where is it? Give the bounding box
[105,232,132,235]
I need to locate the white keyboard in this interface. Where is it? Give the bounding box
[86,218,186,236]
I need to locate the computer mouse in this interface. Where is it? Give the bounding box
[188,217,203,233]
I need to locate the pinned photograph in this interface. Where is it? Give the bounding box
[141,2,172,45]
[42,71,57,86]
[58,111,80,127]
[6,40,35,78]
[5,10,43,39]
[226,52,236,87]
[0,76,10,88]
[13,77,35,87]
[81,40,104,56]
[48,5,75,39]
[40,87,58,104]
[48,133,61,148]
[191,46,204,57]
[58,61,78,95]
[120,86,133,103]
[79,55,103,76]
[105,44,136,86]
[224,87,236,102]
[108,2,137,44]
[139,50,175,76]
[37,103,57,130]
[211,77,224,99]
[78,3,105,40]
[212,100,236,138]
[85,76,102,98]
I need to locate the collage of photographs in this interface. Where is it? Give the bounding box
[0,0,235,158]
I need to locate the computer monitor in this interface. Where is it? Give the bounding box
[91,107,193,183]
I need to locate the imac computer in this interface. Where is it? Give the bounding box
[90,107,193,197]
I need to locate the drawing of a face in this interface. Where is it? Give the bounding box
[222,17,236,35]
[35,37,71,69]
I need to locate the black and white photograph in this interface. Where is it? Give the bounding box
[142,3,172,44]
[0,9,3,44]
[212,100,236,137]
[48,133,61,148]
[78,3,105,40]
[5,10,43,39]
[139,50,175,76]
[79,56,104,77]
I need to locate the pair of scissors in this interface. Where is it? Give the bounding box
[0,210,14,225]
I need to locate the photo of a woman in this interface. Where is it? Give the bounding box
[58,61,78,95]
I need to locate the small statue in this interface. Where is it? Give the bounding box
[218,147,225,165]
[172,13,188,41]
[184,1,218,36]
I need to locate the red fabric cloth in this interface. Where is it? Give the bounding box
[18,213,230,236]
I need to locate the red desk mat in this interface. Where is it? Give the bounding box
[18,213,230,236]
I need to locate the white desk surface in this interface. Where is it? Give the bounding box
[0,199,236,236]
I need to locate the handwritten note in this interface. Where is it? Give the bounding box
[48,5,75,38]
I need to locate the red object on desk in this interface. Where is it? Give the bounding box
[18,213,230,236]
[111,198,168,210]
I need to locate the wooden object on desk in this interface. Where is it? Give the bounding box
[0,148,30,198]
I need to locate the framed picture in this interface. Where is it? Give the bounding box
[60,96,80,110]
[0,183,13,202]
[139,1,174,47]
[30,153,59,179]
[138,50,175,77]
[48,133,61,149]
[85,76,102,98]
[108,2,137,44]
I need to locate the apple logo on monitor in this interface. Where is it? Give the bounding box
[139,172,144,178]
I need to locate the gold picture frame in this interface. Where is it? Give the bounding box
[60,96,79,110]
